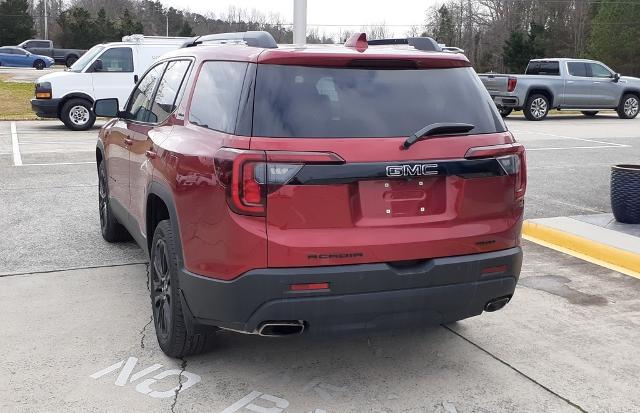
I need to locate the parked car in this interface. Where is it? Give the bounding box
[94,31,526,358]
[0,46,54,70]
[31,35,188,131]
[479,58,640,120]
[17,39,86,67]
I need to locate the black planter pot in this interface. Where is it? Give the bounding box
[611,164,640,224]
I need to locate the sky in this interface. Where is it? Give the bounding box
[160,0,441,37]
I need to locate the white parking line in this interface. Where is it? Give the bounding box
[526,145,629,151]
[11,122,22,166]
[510,129,631,151]
[21,161,95,166]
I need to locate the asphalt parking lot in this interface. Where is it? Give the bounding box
[1,116,639,412]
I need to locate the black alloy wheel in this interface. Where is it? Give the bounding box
[151,237,173,342]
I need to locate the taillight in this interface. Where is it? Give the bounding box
[465,142,526,201]
[507,76,517,92]
[214,148,344,216]
[214,148,266,216]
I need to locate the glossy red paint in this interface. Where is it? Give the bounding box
[99,41,526,282]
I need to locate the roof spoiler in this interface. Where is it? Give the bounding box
[346,33,442,52]
[181,31,278,49]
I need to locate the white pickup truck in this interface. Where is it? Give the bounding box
[479,58,640,120]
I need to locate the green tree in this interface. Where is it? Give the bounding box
[589,0,640,76]
[434,5,455,46]
[178,21,194,37]
[57,7,96,49]
[503,22,546,73]
[0,0,34,45]
[118,9,144,37]
[94,8,118,43]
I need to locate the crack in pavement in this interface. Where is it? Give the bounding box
[140,316,153,349]
[441,325,589,413]
[171,358,187,413]
[0,262,147,278]
[141,264,153,349]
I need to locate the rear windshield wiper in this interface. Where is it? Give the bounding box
[402,123,475,149]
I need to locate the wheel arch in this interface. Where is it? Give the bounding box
[526,87,555,107]
[58,93,94,117]
[621,88,640,101]
[146,182,185,266]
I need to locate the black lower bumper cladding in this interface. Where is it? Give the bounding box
[178,247,522,335]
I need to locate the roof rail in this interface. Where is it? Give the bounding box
[182,31,278,49]
[368,37,442,52]
[122,34,190,43]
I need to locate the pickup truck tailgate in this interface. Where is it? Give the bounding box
[479,74,510,94]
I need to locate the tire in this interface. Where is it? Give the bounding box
[524,94,550,121]
[33,59,45,70]
[98,161,131,242]
[150,220,217,358]
[617,94,640,119]
[98,160,131,242]
[581,111,599,117]
[61,98,96,131]
[65,55,78,67]
[498,107,513,118]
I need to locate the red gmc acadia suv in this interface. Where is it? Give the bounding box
[94,31,526,358]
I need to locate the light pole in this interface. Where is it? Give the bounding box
[166,15,169,36]
[293,0,307,45]
[43,0,48,40]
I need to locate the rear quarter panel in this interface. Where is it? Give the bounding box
[153,124,268,280]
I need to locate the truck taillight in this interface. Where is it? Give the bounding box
[507,77,517,92]
[214,148,344,217]
[465,142,526,201]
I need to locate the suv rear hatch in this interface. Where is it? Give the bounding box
[242,56,526,268]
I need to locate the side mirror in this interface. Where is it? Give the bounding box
[613,73,621,82]
[91,59,103,72]
[94,98,120,118]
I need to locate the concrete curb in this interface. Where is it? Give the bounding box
[522,219,640,279]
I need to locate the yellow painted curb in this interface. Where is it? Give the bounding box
[522,220,640,279]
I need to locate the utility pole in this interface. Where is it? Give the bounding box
[166,15,169,36]
[43,0,48,40]
[293,0,307,45]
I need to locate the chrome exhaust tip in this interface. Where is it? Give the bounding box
[257,321,305,337]
[484,296,511,312]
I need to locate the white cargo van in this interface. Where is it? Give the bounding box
[31,35,188,130]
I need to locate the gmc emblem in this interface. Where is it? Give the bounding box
[386,164,438,177]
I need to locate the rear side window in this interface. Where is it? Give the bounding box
[526,61,559,76]
[127,63,166,122]
[252,65,505,138]
[98,47,133,72]
[189,61,248,133]
[148,60,191,124]
[568,62,588,77]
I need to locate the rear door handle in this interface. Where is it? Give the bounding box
[124,137,134,146]
[145,150,157,159]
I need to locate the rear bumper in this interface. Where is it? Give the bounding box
[178,247,523,335]
[31,98,60,118]
[492,95,520,108]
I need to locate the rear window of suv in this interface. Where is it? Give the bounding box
[252,65,505,138]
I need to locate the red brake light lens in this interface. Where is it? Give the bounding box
[507,77,517,92]
[214,149,345,217]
